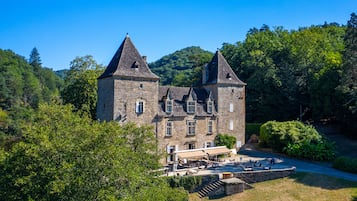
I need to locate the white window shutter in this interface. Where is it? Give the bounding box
[166,145,171,162]
[135,102,139,113]
[229,103,234,112]
[174,145,179,162]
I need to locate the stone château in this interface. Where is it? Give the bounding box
[97,35,246,165]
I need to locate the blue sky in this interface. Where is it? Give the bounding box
[0,0,355,70]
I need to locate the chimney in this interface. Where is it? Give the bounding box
[142,56,147,63]
[202,64,208,84]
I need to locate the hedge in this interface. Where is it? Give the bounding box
[259,121,335,161]
[332,156,357,174]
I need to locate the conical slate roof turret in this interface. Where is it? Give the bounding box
[98,35,159,80]
[204,51,245,85]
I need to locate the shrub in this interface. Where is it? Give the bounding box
[284,139,336,161]
[214,134,236,149]
[333,156,357,174]
[167,176,202,192]
[260,121,322,152]
[260,121,335,161]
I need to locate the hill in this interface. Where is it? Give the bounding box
[0,49,63,138]
[0,49,63,109]
[149,46,213,86]
[55,69,69,80]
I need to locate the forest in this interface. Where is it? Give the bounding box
[0,13,356,200]
[149,15,356,138]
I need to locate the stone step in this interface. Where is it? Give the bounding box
[198,180,224,198]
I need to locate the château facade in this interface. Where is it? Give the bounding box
[97,35,246,165]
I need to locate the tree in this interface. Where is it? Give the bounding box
[0,103,188,201]
[214,134,236,149]
[338,13,357,138]
[29,47,42,72]
[221,24,345,122]
[61,55,104,119]
[149,46,213,86]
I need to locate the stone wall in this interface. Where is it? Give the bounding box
[97,78,114,121]
[157,116,218,162]
[204,84,246,147]
[233,167,296,183]
[113,78,159,126]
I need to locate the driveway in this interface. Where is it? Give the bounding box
[238,145,357,182]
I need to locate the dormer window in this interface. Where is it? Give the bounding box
[166,100,173,113]
[226,73,232,80]
[187,101,196,113]
[207,101,213,113]
[132,61,140,68]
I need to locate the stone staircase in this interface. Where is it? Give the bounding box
[198,180,224,198]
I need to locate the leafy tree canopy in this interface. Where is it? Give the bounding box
[0,103,188,201]
[337,13,357,137]
[0,49,62,139]
[214,134,236,149]
[60,55,104,119]
[221,24,345,122]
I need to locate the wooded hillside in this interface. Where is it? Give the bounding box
[149,46,213,86]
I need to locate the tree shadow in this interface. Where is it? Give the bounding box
[290,172,357,190]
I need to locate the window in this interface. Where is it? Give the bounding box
[205,142,213,148]
[167,145,176,162]
[229,103,234,112]
[188,143,195,150]
[229,120,234,130]
[166,100,173,113]
[207,101,213,113]
[207,120,213,134]
[187,101,196,113]
[166,121,172,136]
[136,101,144,114]
[187,121,196,135]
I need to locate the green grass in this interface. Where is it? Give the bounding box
[189,172,357,201]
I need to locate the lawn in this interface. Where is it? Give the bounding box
[189,172,357,201]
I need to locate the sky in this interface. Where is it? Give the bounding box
[0,0,356,71]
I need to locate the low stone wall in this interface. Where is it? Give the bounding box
[193,174,220,192]
[233,167,296,183]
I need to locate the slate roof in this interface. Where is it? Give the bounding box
[158,86,217,117]
[98,35,160,80]
[204,51,246,85]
